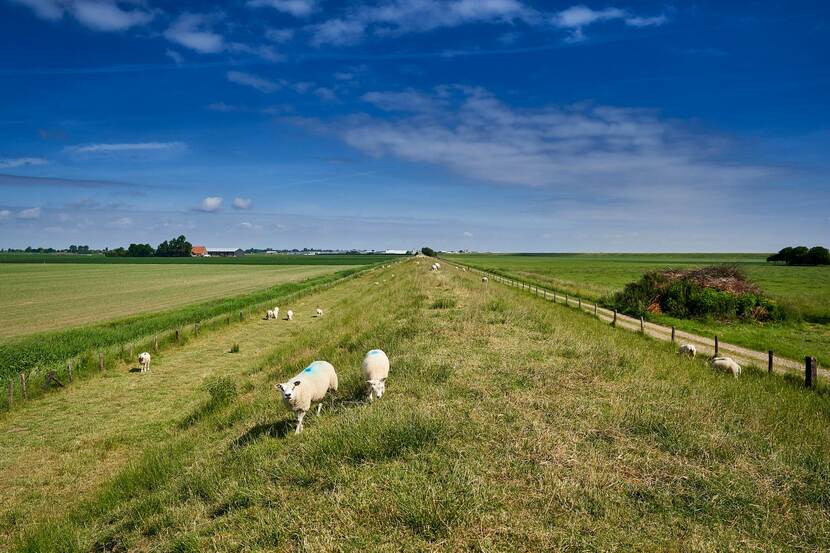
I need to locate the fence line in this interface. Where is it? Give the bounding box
[443,260,825,386]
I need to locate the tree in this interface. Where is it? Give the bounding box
[421,247,436,257]
[807,246,830,265]
[156,235,192,257]
[767,245,829,265]
[105,247,127,257]
[127,243,154,257]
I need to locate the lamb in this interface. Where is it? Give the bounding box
[266,309,275,320]
[138,352,151,373]
[678,344,696,357]
[276,360,339,434]
[710,356,741,378]
[316,308,324,317]
[362,349,390,402]
[286,310,294,321]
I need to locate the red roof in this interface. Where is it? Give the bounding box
[191,245,207,256]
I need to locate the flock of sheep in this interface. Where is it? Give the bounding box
[677,344,742,377]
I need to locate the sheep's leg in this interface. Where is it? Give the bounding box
[316,403,323,416]
[367,389,374,403]
[295,411,305,434]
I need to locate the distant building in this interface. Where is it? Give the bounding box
[384,249,409,255]
[191,245,207,257]
[206,247,245,257]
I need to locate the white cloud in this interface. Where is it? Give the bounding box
[164,13,225,53]
[553,5,667,41]
[11,0,153,31]
[65,142,185,154]
[196,196,223,212]
[18,207,42,219]
[330,87,766,199]
[248,0,316,17]
[0,209,11,221]
[239,221,263,230]
[309,0,533,46]
[233,197,252,209]
[0,157,48,169]
[226,71,281,93]
[165,49,184,64]
[463,231,473,237]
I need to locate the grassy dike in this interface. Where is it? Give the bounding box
[2,260,829,551]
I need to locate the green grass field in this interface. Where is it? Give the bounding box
[0,263,357,339]
[446,254,830,365]
[1,260,828,551]
[0,253,400,265]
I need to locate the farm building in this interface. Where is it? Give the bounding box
[191,245,207,257]
[206,247,245,257]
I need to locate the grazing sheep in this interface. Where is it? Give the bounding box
[431,263,438,271]
[138,352,151,373]
[276,361,339,434]
[286,310,294,321]
[274,307,280,319]
[362,349,390,402]
[266,309,275,320]
[678,344,696,357]
[482,276,489,283]
[316,308,324,317]
[435,262,441,269]
[711,356,741,378]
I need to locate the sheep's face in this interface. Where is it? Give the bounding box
[367,378,386,399]
[277,380,302,404]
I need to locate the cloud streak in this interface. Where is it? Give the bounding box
[226,71,281,93]
[0,157,48,169]
[10,0,153,31]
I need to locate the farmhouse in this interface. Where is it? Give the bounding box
[191,245,207,257]
[205,247,246,257]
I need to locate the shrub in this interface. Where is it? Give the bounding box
[767,245,830,265]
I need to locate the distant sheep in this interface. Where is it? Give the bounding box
[362,349,390,402]
[431,264,438,271]
[138,352,151,373]
[316,308,324,317]
[266,309,275,320]
[286,310,294,321]
[482,276,489,283]
[711,356,741,378]
[678,344,696,357]
[274,307,280,319]
[276,361,339,434]
[435,263,441,269]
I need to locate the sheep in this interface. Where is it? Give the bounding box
[138,352,151,373]
[431,263,438,271]
[276,361,339,434]
[274,307,280,319]
[286,310,294,321]
[711,356,741,378]
[362,349,390,402]
[435,262,441,269]
[316,308,324,317]
[482,276,489,283]
[266,309,275,320]
[678,344,696,357]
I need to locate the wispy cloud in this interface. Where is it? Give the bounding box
[233,197,252,209]
[195,196,223,212]
[0,173,140,189]
[164,13,226,54]
[0,209,11,221]
[553,5,667,42]
[0,157,48,169]
[65,142,186,155]
[248,0,316,17]
[165,49,184,64]
[226,71,281,93]
[17,207,42,219]
[10,0,153,31]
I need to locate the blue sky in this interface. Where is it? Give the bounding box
[0,0,828,252]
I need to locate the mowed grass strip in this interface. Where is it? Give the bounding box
[4,260,830,551]
[0,263,356,338]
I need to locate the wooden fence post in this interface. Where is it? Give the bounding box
[239,310,244,321]
[594,303,597,316]
[565,294,568,306]
[714,335,719,356]
[67,361,73,382]
[154,336,159,352]
[768,351,774,374]
[612,310,617,327]
[227,315,230,325]
[805,356,817,388]
[20,373,27,400]
[578,298,582,309]
[99,352,104,372]
[175,329,180,343]
[671,326,675,343]
[7,379,13,408]
[640,316,645,333]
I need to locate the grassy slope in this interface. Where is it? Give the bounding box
[0,263,355,338]
[0,253,399,265]
[2,261,829,551]
[448,254,830,366]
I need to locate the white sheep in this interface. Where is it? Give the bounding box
[482,276,489,283]
[274,307,280,319]
[138,352,151,373]
[316,308,324,317]
[286,310,294,321]
[276,360,339,434]
[431,264,438,271]
[435,262,441,269]
[711,356,741,378]
[362,349,390,402]
[266,309,275,320]
[678,344,696,357]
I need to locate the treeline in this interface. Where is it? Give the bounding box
[3,245,94,254]
[106,235,192,257]
[767,246,830,266]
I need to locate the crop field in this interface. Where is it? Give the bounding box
[0,263,359,339]
[1,260,828,551]
[447,254,830,365]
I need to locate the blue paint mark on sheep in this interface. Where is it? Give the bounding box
[369,350,381,355]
